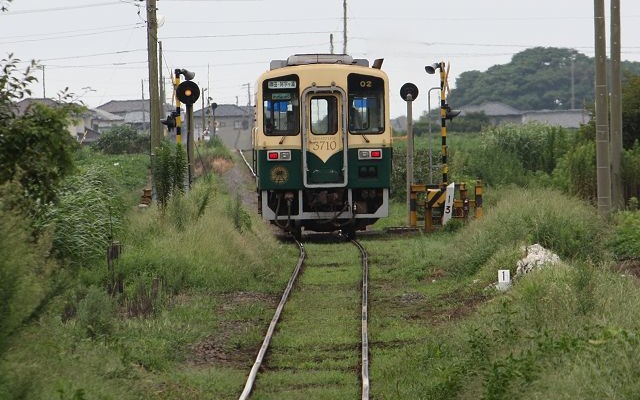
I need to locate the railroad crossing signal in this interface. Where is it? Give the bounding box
[176,80,200,105]
[399,82,419,101]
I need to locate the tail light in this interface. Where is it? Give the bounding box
[267,150,291,161]
[358,149,383,160]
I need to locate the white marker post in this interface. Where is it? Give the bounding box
[497,269,511,291]
[442,182,456,225]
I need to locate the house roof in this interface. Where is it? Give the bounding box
[97,99,172,114]
[14,98,61,115]
[90,108,123,121]
[123,110,150,124]
[97,99,149,114]
[460,101,521,116]
[194,104,253,118]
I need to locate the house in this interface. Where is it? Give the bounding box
[459,101,590,128]
[522,109,590,128]
[459,101,522,125]
[15,98,91,142]
[192,104,254,150]
[97,99,172,133]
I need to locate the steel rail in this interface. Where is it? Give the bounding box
[238,238,305,400]
[352,239,370,400]
[237,149,257,178]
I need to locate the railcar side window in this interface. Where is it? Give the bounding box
[310,96,338,135]
[348,74,385,134]
[263,75,300,136]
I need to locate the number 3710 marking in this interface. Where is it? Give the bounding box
[311,141,337,151]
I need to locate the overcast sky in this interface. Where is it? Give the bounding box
[2,0,639,118]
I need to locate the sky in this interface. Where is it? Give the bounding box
[1,0,639,118]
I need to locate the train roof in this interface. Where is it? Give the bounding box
[269,54,371,70]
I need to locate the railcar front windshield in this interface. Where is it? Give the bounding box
[262,74,300,136]
[347,73,385,134]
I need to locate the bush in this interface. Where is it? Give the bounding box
[0,182,55,354]
[153,141,187,210]
[465,123,572,187]
[608,210,640,260]
[39,165,124,267]
[77,285,114,338]
[92,125,149,154]
[445,187,607,276]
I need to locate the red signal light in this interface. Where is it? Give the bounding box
[268,151,279,160]
[371,150,382,158]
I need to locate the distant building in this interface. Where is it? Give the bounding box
[193,104,254,150]
[459,102,522,125]
[522,109,589,128]
[459,101,590,128]
[96,99,172,133]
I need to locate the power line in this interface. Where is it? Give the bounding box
[160,31,334,40]
[0,25,145,44]
[33,49,146,62]
[3,1,123,15]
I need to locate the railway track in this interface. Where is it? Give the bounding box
[238,236,371,399]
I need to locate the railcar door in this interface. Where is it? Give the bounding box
[301,88,348,187]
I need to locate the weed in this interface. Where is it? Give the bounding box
[227,194,251,232]
[77,286,114,338]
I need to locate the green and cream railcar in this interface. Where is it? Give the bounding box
[253,54,392,238]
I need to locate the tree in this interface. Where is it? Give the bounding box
[0,54,82,205]
[622,73,640,149]
[448,47,607,111]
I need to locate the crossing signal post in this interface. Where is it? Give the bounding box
[400,82,419,226]
[402,62,481,232]
[170,68,199,187]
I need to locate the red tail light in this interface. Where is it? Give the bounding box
[267,150,292,161]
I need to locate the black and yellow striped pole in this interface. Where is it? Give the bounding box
[174,69,183,144]
[426,62,460,189]
[437,62,448,188]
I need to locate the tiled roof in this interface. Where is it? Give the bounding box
[460,101,521,116]
[193,104,253,118]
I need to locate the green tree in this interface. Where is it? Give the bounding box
[0,54,82,205]
[622,73,640,149]
[449,47,601,110]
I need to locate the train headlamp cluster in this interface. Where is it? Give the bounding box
[267,150,292,161]
[358,149,382,160]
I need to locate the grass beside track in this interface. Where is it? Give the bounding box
[3,151,640,399]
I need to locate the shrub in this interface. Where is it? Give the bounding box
[153,141,187,210]
[39,165,124,267]
[608,210,640,260]
[92,125,149,154]
[446,187,607,276]
[0,184,56,354]
[77,285,114,338]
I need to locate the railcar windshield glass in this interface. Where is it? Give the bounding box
[310,96,338,135]
[263,75,300,136]
[347,73,385,134]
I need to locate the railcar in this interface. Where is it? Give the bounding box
[252,54,392,238]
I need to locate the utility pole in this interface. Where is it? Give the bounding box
[343,0,347,54]
[158,41,165,110]
[570,55,575,110]
[146,0,162,152]
[594,0,611,215]
[610,0,623,209]
[242,83,251,106]
[330,33,334,54]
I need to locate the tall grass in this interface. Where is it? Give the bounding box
[442,187,608,277]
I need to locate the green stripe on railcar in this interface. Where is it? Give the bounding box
[256,150,303,190]
[347,147,392,188]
